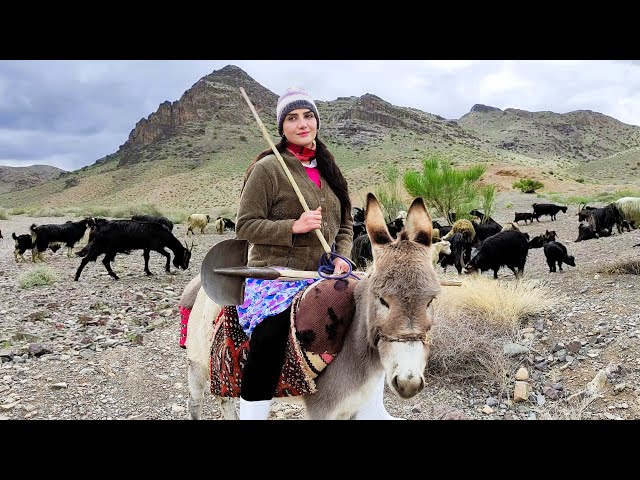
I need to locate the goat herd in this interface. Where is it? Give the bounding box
[6,213,236,282]
[3,196,639,283]
[350,196,640,279]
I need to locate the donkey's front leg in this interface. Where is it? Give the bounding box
[186,359,208,420]
[217,397,239,420]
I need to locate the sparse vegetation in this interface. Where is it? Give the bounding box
[18,266,60,289]
[428,276,555,386]
[0,208,8,220]
[374,165,406,221]
[478,185,497,223]
[64,177,80,189]
[596,259,640,275]
[404,155,486,224]
[513,178,544,193]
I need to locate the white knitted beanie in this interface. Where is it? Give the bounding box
[276,87,320,136]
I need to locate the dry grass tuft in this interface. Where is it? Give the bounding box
[435,275,556,330]
[427,276,557,386]
[595,259,640,275]
[18,266,59,289]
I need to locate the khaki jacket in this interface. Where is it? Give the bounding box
[235,150,353,271]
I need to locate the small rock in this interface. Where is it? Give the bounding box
[566,340,581,354]
[586,370,608,395]
[513,381,531,402]
[515,367,529,381]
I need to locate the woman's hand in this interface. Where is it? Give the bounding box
[332,257,351,275]
[292,207,322,234]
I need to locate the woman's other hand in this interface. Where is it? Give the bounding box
[332,257,351,275]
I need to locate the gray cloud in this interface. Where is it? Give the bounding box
[1,60,639,171]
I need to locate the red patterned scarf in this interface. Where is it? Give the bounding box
[286,142,316,161]
[286,142,321,188]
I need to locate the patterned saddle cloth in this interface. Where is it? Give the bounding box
[209,275,359,398]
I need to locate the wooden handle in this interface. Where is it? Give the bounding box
[239,87,332,254]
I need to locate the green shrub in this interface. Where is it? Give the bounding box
[0,208,8,220]
[512,178,544,193]
[9,207,27,215]
[575,178,585,183]
[18,266,59,289]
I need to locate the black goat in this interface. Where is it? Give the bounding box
[575,221,599,242]
[472,221,502,241]
[543,241,575,272]
[30,217,93,262]
[0,228,2,239]
[350,234,372,270]
[386,218,404,239]
[438,225,453,238]
[585,204,624,235]
[439,232,467,275]
[12,232,61,262]
[514,212,535,224]
[131,214,174,231]
[75,220,193,281]
[577,204,598,222]
[220,217,235,230]
[532,203,568,221]
[352,207,365,224]
[465,230,529,279]
[353,221,366,238]
[527,230,557,249]
[469,209,499,225]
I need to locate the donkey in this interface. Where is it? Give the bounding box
[185,192,441,420]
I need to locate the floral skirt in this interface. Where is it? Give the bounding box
[236,269,320,337]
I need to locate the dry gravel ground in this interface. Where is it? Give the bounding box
[1,191,640,421]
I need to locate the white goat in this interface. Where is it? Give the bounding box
[615,197,640,223]
[187,214,210,235]
[431,240,451,266]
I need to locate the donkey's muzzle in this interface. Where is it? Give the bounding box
[392,373,425,399]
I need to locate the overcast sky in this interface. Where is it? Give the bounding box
[1,60,639,172]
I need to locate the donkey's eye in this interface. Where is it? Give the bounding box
[379,296,389,308]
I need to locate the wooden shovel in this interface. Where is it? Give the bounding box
[201,239,461,306]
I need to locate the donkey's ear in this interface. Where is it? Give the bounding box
[404,197,432,247]
[364,193,392,249]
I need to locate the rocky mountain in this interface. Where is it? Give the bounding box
[0,165,66,195]
[1,65,639,211]
[458,104,640,162]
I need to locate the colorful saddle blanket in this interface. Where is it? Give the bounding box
[209,275,359,398]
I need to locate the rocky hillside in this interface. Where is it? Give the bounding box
[1,65,639,211]
[458,104,640,163]
[0,165,66,195]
